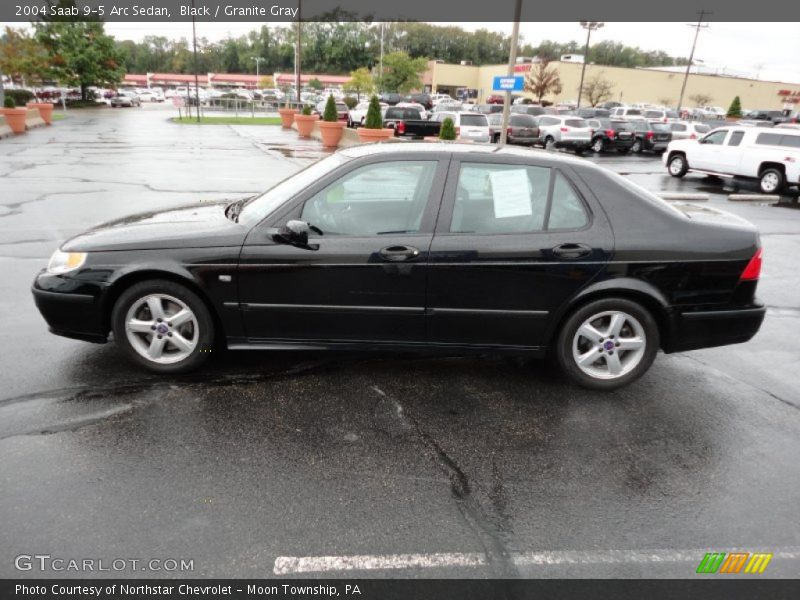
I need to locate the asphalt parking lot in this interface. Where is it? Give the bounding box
[1,106,799,579]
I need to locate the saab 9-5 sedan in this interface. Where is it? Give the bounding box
[33,144,765,389]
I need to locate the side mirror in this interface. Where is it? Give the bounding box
[272,220,322,251]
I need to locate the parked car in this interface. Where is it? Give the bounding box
[396,102,429,120]
[430,111,491,142]
[750,110,789,125]
[33,144,765,390]
[668,121,712,140]
[472,103,505,115]
[585,119,636,153]
[430,103,464,117]
[610,107,645,120]
[511,105,551,117]
[642,109,681,123]
[403,93,433,110]
[665,126,800,193]
[536,115,592,154]
[383,107,440,139]
[698,106,727,119]
[486,95,505,105]
[110,91,141,108]
[775,122,800,130]
[487,113,540,145]
[347,101,388,127]
[430,93,454,106]
[735,120,775,128]
[314,100,349,121]
[576,107,611,119]
[135,90,163,103]
[378,92,402,106]
[598,101,624,110]
[628,120,672,153]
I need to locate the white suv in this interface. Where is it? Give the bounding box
[664,127,800,193]
[536,115,592,154]
[610,107,645,120]
[431,111,490,142]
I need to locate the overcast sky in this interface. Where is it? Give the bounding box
[7,20,800,84]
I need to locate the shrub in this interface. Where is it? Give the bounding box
[301,104,312,116]
[439,117,456,140]
[3,96,16,109]
[5,89,34,106]
[727,96,743,118]
[364,95,383,129]
[342,96,358,109]
[323,94,338,122]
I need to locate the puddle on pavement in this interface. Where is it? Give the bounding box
[258,144,333,160]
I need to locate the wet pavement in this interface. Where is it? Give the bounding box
[1,105,799,579]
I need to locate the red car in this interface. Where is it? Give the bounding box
[486,95,505,104]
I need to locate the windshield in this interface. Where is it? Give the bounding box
[238,153,349,225]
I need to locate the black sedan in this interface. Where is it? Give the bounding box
[586,118,636,153]
[32,144,765,390]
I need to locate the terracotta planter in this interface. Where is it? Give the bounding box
[357,128,395,143]
[278,107,298,128]
[0,108,27,134]
[27,102,54,125]
[318,120,346,148]
[294,114,319,138]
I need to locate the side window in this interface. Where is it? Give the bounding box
[451,164,550,234]
[703,130,728,145]
[728,131,745,146]
[548,172,589,230]
[300,161,437,236]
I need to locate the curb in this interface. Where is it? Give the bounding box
[728,194,780,203]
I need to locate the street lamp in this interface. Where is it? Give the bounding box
[252,57,265,89]
[576,21,604,109]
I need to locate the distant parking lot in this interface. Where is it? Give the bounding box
[1,106,799,578]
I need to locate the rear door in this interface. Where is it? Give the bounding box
[426,156,614,349]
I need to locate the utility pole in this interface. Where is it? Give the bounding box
[576,21,604,109]
[295,0,302,105]
[498,0,522,147]
[190,0,201,122]
[677,11,710,114]
[379,22,385,92]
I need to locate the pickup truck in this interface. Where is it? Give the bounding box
[664,126,800,193]
[382,107,441,139]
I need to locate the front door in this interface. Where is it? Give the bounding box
[238,156,448,346]
[426,157,614,349]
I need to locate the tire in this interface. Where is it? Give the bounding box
[631,139,643,154]
[544,136,556,150]
[759,168,785,194]
[667,153,688,177]
[111,279,215,374]
[591,137,605,153]
[555,297,660,390]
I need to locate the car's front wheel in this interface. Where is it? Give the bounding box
[667,153,688,177]
[591,137,605,153]
[111,279,215,373]
[555,298,659,390]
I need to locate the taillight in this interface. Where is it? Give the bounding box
[560,127,568,132]
[689,133,697,139]
[507,127,512,136]
[646,131,654,140]
[397,121,405,135]
[740,248,763,281]
[605,129,615,138]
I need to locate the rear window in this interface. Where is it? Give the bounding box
[643,111,663,118]
[510,115,535,126]
[670,123,687,132]
[612,121,631,131]
[755,132,800,148]
[665,110,679,119]
[565,119,588,128]
[651,123,671,132]
[460,114,488,126]
[626,109,642,116]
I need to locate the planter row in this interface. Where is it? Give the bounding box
[278,108,394,147]
[0,102,54,135]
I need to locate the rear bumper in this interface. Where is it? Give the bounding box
[555,139,591,150]
[665,303,766,353]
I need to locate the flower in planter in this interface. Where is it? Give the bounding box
[439,117,457,140]
[323,94,338,122]
[364,95,383,129]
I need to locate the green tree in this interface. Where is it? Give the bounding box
[379,51,428,93]
[323,94,338,121]
[308,78,323,91]
[524,60,563,104]
[346,67,375,101]
[727,96,743,118]
[0,26,49,86]
[439,117,456,140]
[364,95,383,129]
[34,1,124,100]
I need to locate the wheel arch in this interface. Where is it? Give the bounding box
[758,161,786,177]
[545,278,672,352]
[101,267,225,341]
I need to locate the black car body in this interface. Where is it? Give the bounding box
[33,144,765,389]
[586,118,636,153]
[379,93,403,106]
[403,93,432,110]
[487,113,540,145]
[383,107,440,139]
[629,120,673,153]
[750,110,789,124]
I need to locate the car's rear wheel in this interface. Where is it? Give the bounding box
[632,139,643,153]
[555,298,659,390]
[544,136,556,150]
[667,153,688,177]
[111,279,214,373]
[759,168,785,194]
[592,137,605,153]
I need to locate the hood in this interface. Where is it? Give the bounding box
[62,199,249,252]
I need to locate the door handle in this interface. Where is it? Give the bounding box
[379,245,420,262]
[552,243,591,260]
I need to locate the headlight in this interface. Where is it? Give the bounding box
[47,249,87,274]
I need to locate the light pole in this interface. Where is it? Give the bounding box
[190,0,201,122]
[576,21,603,109]
[252,57,265,88]
[498,0,522,147]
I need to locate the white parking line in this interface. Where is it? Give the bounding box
[273,547,800,575]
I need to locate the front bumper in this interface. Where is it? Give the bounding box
[32,271,108,343]
[665,303,766,353]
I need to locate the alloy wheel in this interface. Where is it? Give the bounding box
[571,310,647,380]
[124,294,199,364]
[669,156,685,175]
[760,172,780,193]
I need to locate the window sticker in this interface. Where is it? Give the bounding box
[489,169,532,218]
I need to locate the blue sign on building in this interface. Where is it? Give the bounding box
[492,76,524,92]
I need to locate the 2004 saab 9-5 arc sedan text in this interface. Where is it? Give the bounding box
[32,144,765,390]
